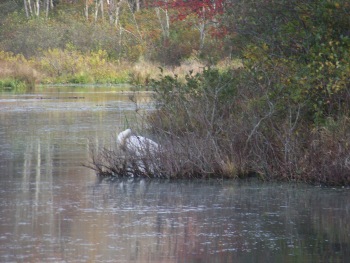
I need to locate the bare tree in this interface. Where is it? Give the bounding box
[135,0,140,12]
[115,0,122,27]
[23,0,54,18]
[45,0,54,18]
[34,0,40,16]
[155,7,169,39]
[94,0,99,21]
[24,0,30,18]
[105,0,123,27]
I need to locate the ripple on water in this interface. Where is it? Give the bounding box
[1,89,350,262]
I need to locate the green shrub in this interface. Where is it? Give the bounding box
[0,78,27,92]
[239,0,350,125]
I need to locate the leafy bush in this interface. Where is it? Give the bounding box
[142,64,350,184]
[236,0,350,124]
[0,78,27,91]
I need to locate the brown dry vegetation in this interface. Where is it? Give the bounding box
[89,66,350,186]
[0,59,39,90]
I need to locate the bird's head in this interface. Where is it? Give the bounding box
[117,128,132,148]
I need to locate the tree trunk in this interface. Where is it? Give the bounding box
[45,0,49,18]
[199,21,206,50]
[24,0,29,18]
[85,0,89,20]
[34,0,40,17]
[127,0,142,41]
[156,7,170,39]
[115,0,121,28]
[27,0,33,17]
[100,0,104,21]
[94,0,99,21]
[165,8,169,39]
[135,0,139,12]
[199,7,206,50]
[106,0,112,24]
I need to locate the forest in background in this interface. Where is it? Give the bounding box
[0,0,237,87]
[2,0,350,185]
[0,0,234,61]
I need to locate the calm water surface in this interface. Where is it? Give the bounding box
[0,86,349,262]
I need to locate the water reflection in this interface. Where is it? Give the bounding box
[50,179,350,263]
[0,87,349,262]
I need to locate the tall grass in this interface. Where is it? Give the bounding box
[0,51,39,91]
[36,48,130,84]
[0,49,216,87]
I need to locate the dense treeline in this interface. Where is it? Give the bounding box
[0,0,233,63]
[1,1,350,185]
[0,0,235,87]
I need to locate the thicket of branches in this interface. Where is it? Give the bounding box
[92,67,350,185]
[89,0,350,185]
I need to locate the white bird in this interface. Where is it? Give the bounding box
[117,128,160,157]
[117,128,161,176]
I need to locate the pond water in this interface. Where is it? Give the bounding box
[0,86,349,262]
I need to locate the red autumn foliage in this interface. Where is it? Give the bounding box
[154,0,225,21]
[152,0,231,39]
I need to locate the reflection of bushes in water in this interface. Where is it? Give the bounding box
[92,178,350,260]
[292,187,350,257]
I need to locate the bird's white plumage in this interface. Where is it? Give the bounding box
[117,128,159,157]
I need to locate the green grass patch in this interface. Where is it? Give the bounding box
[0,78,28,92]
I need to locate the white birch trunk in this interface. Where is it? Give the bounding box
[24,0,29,18]
[115,0,121,27]
[165,8,169,39]
[85,0,89,20]
[135,0,140,12]
[199,7,206,50]
[34,0,40,17]
[156,7,170,39]
[27,0,33,17]
[94,0,99,22]
[127,0,142,41]
[199,21,206,50]
[100,0,104,21]
[46,0,49,18]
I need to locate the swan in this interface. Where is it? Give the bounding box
[117,128,161,175]
[117,128,160,157]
